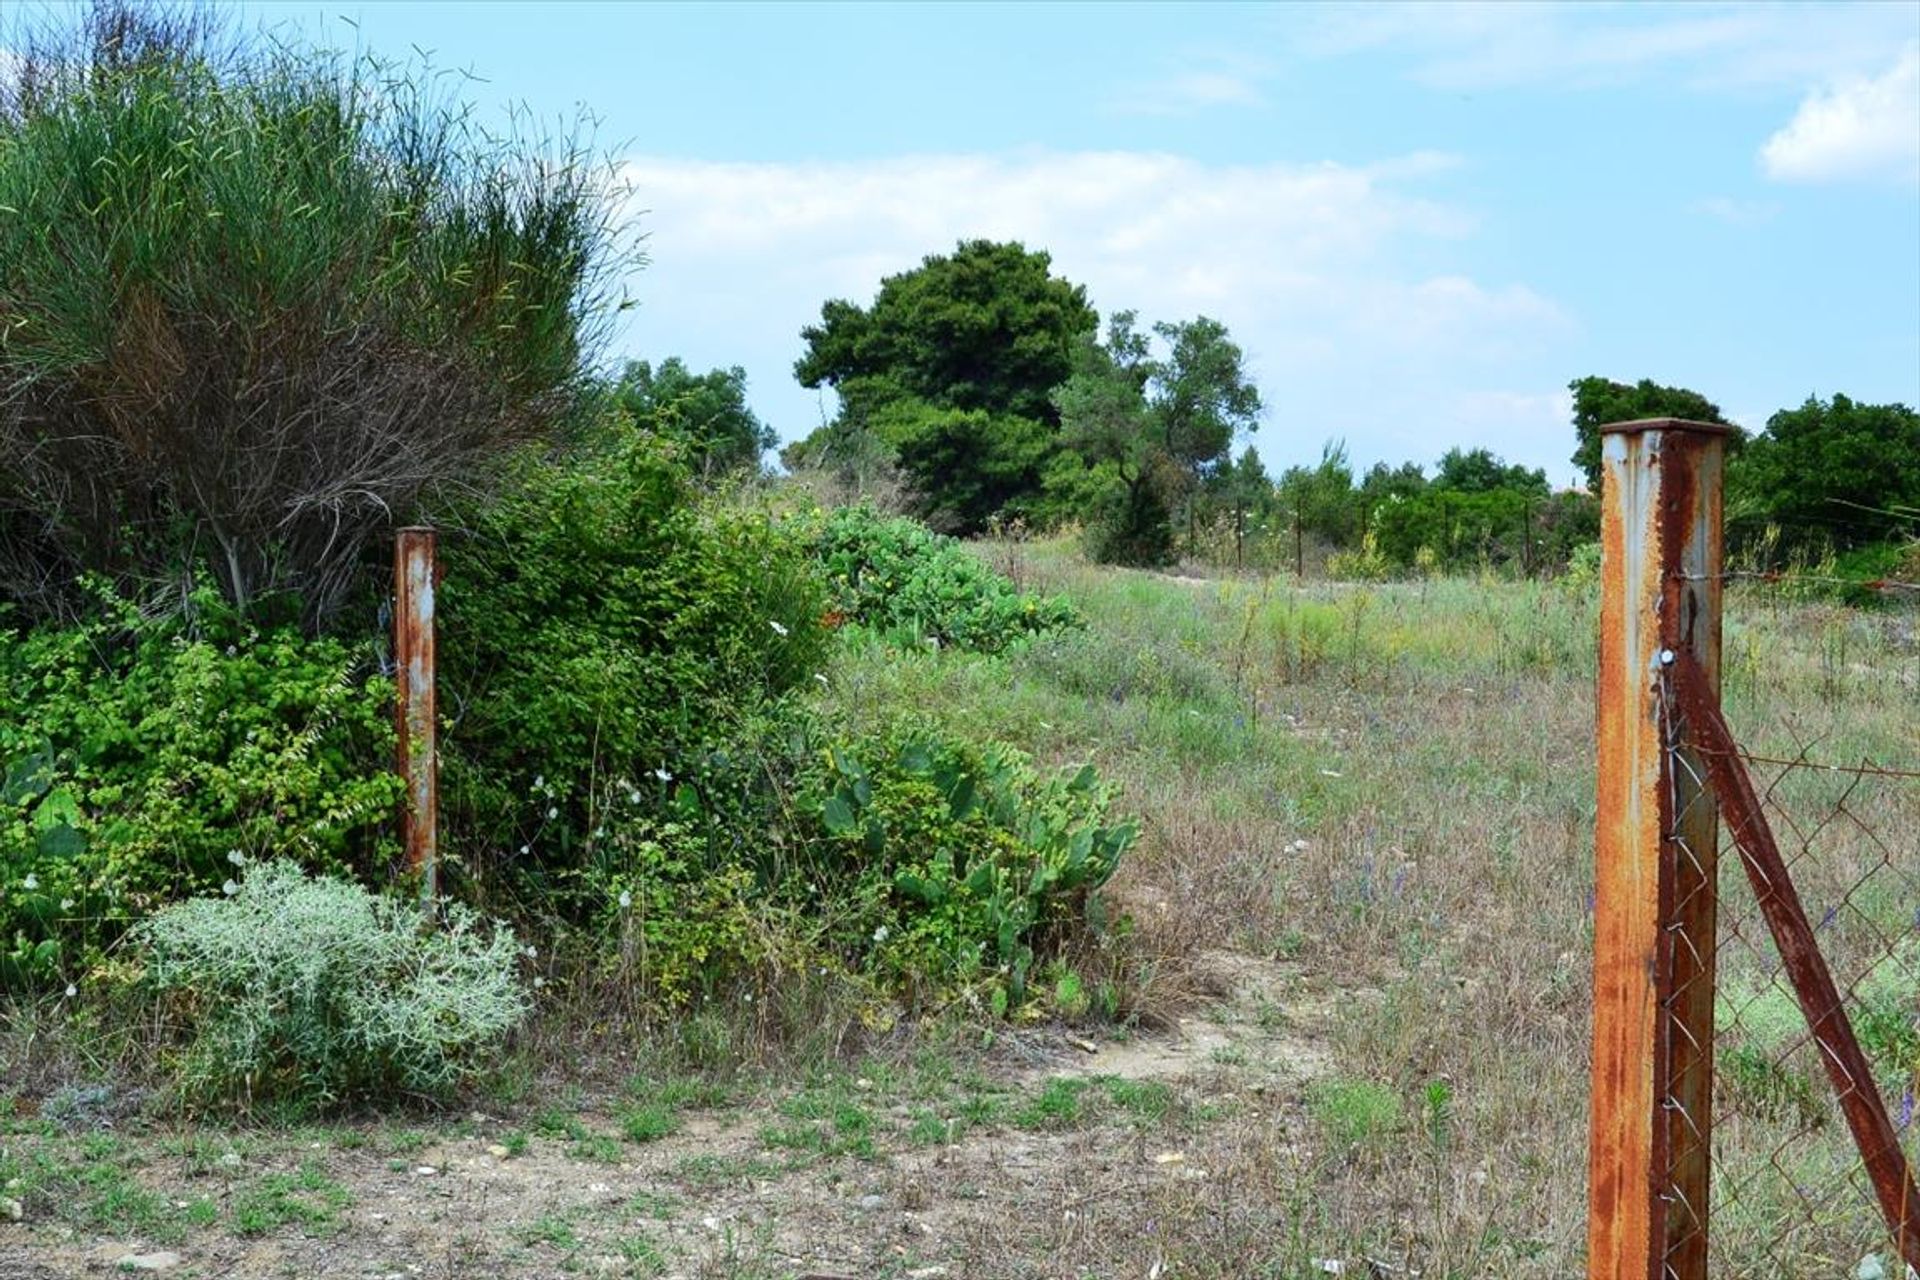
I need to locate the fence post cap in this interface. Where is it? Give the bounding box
[1598,417,1735,437]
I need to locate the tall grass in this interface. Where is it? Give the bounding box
[827,537,1918,1274]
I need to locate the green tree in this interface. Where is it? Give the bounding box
[795,240,1096,424]
[1154,317,1263,539]
[1732,394,1920,551]
[1051,310,1264,561]
[1277,440,1360,550]
[1433,447,1548,496]
[1568,376,1735,491]
[614,358,775,479]
[792,240,1096,531]
[1052,312,1173,565]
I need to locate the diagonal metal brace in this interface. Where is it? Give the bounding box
[1670,651,1920,1265]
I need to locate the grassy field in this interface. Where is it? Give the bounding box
[3,544,1915,1278]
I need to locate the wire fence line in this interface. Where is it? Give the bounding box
[1666,657,1918,1275]
[1587,418,1918,1280]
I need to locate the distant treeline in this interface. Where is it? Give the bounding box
[752,240,1916,577]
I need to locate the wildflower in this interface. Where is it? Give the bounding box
[618,890,632,909]
[227,849,244,865]
[872,925,890,944]
[64,984,77,999]
[534,775,545,790]
[769,620,789,637]
[60,898,74,911]
[814,673,829,687]
[532,977,545,989]
[519,844,530,855]
[546,806,558,820]
[21,875,37,891]
[653,768,672,783]
[523,944,538,958]
[222,879,239,895]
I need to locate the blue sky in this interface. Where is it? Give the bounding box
[249,4,1918,482]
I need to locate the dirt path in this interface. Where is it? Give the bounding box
[0,955,1328,1280]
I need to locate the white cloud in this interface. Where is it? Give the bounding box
[1761,46,1920,185]
[1299,2,1917,93]
[615,149,1574,472]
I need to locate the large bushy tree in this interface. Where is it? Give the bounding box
[1052,310,1263,564]
[0,3,630,624]
[792,240,1096,532]
[1732,394,1920,550]
[615,358,774,479]
[1568,376,1735,491]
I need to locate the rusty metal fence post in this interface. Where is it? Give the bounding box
[394,527,438,906]
[1589,419,1728,1279]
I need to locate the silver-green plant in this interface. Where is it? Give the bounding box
[135,860,528,1109]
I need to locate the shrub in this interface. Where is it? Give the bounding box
[437,429,828,896]
[809,504,1079,652]
[135,860,527,1109]
[0,4,630,624]
[0,585,399,987]
[800,730,1134,1008]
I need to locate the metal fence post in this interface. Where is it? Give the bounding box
[1590,419,1728,1278]
[394,527,439,907]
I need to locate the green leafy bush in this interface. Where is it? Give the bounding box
[0,587,399,986]
[809,505,1078,652]
[437,430,828,894]
[801,730,1134,1008]
[136,860,527,1109]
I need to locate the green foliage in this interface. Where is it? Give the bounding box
[1567,375,1736,492]
[0,587,399,986]
[597,821,762,1009]
[795,239,1095,426]
[135,860,528,1109]
[793,240,1097,534]
[1053,309,1262,562]
[612,358,775,480]
[1730,394,1920,553]
[808,505,1079,652]
[804,731,1135,1006]
[0,6,629,623]
[437,429,828,889]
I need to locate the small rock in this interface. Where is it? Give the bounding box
[485,1144,511,1160]
[413,1166,437,1176]
[114,1252,183,1272]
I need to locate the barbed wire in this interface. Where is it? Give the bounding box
[1695,744,1920,782]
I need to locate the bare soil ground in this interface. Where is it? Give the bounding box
[1,956,1330,1280]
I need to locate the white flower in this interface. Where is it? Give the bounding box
[60,898,74,911]
[594,827,606,839]
[222,879,239,895]
[227,849,244,865]
[769,620,789,637]
[626,787,642,804]
[814,673,829,687]
[533,774,545,789]
[64,984,77,999]
[872,925,890,944]
[618,890,632,909]
[519,844,530,855]
[546,807,558,820]
[532,976,545,989]
[653,768,672,783]
[21,875,37,891]
[522,944,538,958]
